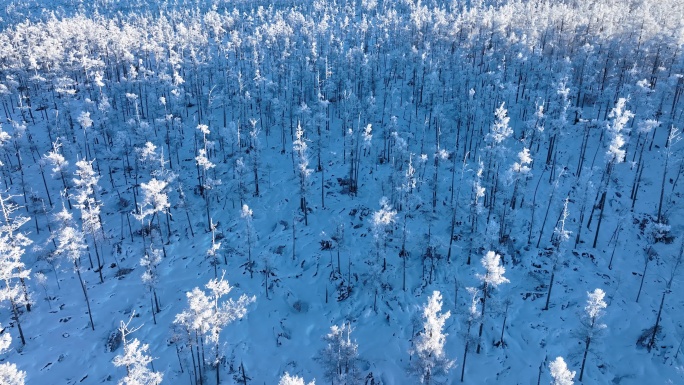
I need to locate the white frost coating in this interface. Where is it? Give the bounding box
[585,288,607,321]
[477,251,510,288]
[550,356,575,385]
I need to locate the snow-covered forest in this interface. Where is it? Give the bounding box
[0,0,683,383]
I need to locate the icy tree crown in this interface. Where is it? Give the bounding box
[585,288,607,321]
[549,356,575,385]
[477,251,510,288]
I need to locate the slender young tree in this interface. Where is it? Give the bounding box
[134,177,171,247]
[461,287,480,382]
[73,159,105,283]
[507,147,532,211]
[468,160,486,265]
[410,291,454,384]
[484,103,513,221]
[44,140,71,209]
[657,127,681,223]
[544,197,572,311]
[140,245,162,324]
[475,251,509,354]
[206,219,221,277]
[579,288,607,382]
[0,192,32,345]
[54,207,94,330]
[592,98,633,248]
[371,197,397,268]
[647,239,683,352]
[318,323,361,385]
[293,122,312,225]
[196,125,218,232]
[248,119,261,197]
[241,204,254,278]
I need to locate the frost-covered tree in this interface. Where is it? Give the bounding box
[371,197,396,265]
[196,124,219,232]
[475,251,509,354]
[278,372,315,385]
[293,122,312,225]
[54,207,94,330]
[44,140,71,209]
[410,291,454,384]
[467,160,486,265]
[544,197,571,311]
[135,142,172,245]
[34,272,52,310]
[549,356,575,385]
[248,119,261,197]
[0,324,25,385]
[593,98,633,248]
[206,219,221,277]
[399,153,418,290]
[235,157,247,207]
[140,245,162,324]
[112,316,163,385]
[0,193,32,345]
[77,111,94,159]
[134,178,170,246]
[461,286,480,382]
[579,288,607,381]
[174,274,255,385]
[318,323,361,385]
[507,147,532,210]
[241,204,255,278]
[73,159,105,282]
[605,98,633,166]
[636,220,670,302]
[656,126,681,223]
[484,103,513,216]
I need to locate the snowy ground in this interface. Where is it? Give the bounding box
[0,1,683,385]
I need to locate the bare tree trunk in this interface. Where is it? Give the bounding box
[461,321,471,382]
[9,297,25,345]
[648,290,667,351]
[636,250,651,303]
[592,191,607,248]
[579,335,592,382]
[76,266,95,331]
[476,284,489,354]
[544,270,555,311]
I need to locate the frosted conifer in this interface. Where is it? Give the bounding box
[411,291,454,384]
[319,323,360,385]
[550,356,575,385]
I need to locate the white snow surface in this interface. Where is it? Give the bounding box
[0,1,682,385]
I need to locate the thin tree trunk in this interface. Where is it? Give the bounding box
[636,252,651,303]
[476,284,488,354]
[150,295,157,325]
[648,290,667,351]
[592,191,607,248]
[461,322,471,382]
[499,301,509,347]
[579,336,592,382]
[9,297,25,345]
[544,270,555,311]
[76,266,95,330]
